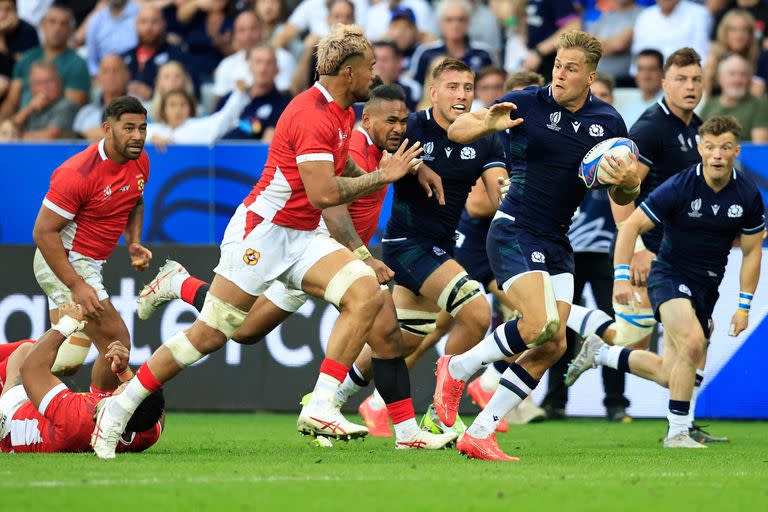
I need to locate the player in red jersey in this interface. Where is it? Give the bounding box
[0,304,164,454]
[92,25,447,459]
[32,96,152,393]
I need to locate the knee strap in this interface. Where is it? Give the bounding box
[324,259,377,307]
[164,331,205,368]
[396,308,439,336]
[51,332,91,374]
[612,302,656,347]
[530,272,560,347]
[436,272,482,318]
[199,292,248,339]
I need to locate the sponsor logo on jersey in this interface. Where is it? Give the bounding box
[103,185,112,200]
[546,111,561,131]
[678,284,692,296]
[433,246,446,256]
[118,185,130,192]
[711,204,720,215]
[445,147,453,158]
[571,121,581,133]
[460,147,476,160]
[531,251,545,263]
[688,198,703,218]
[588,124,604,137]
[728,204,743,218]
[243,248,260,266]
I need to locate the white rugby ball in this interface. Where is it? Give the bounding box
[579,137,638,189]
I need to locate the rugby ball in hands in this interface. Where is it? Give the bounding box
[579,137,638,189]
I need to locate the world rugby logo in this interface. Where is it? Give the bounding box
[678,284,692,296]
[547,111,561,131]
[423,142,434,156]
[688,198,702,218]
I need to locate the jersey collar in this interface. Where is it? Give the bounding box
[357,126,374,146]
[657,97,702,126]
[696,163,738,183]
[97,139,108,161]
[545,85,593,110]
[313,82,335,104]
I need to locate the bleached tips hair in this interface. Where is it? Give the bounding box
[316,24,372,76]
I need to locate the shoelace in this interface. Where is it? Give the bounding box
[690,423,711,434]
[447,380,465,410]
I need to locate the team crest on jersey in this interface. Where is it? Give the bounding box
[422,141,435,161]
[728,204,743,218]
[243,248,260,266]
[137,178,145,191]
[103,185,112,199]
[546,111,561,131]
[688,198,703,218]
[531,251,545,263]
[588,124,604,137]
[460,147,476,160]
[678,284,692,296]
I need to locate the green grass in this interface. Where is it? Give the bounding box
[3,414,767,511]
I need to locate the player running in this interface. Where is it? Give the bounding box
[438,31,640,460]
[90,25,436,459]
[0,304,164,453]
[32,96,152,393]
[565,116,764,448]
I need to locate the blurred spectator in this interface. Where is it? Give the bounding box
[366,0,437,42]
[471,65,505,110]
[0,0,39,94]
[621,48,664,127]
[290,0,355,96]
[631,0,711,75]
[272,0,367,49]
[704,9,764,97]
[86,1,140,76]
[12,61,77,140]
[0,115,19,140]
[503,69,545,91]
[523,0,581,75]
[415,54,446,110]
[589,0,642,87]
[122,4,186,103]
[217,45,289,141]
[175,0,237,82]
[212,10,295,101]
[0,6,89,118]
[373,40,421,111]
[709,0,768,44]
[468,0,501,58]
[74,54,130,140]
[146,81,250,144]
[591,71,615,103]
[148,60,195,119]
[700,53,768,142]
[383,7,421,71]
[254,0,286,40]
[16,0,53,27]
[410,0,494,85]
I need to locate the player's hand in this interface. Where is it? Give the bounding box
[364,257,394,285]
[600,152,640,192]
[728,311,749,337]
[379,138,423,183]
[482,103,523,133]
[630,249,655,286]
[105,340,130,374]
[497,176,511,204]
[70,279,104,320]
[613,279,635,306]
[58,303,85,323]
[416,163,445,205]
[129,243,153,271]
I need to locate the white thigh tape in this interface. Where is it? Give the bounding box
[199,293,248,339]
[51,332,91,374]
[324,260,376,307]
[164,331,205,368]
[396,308,439,336]
[436,272,482,317]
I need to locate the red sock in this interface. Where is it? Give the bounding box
[319,357,348,383]
[136,364,163,393]
[386,398,415,424]
[0,340,34,361]
[181,276,208,306]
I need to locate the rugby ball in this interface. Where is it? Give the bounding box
[579,137,638,189]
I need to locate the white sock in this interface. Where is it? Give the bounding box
[466,365,537,439]
[595,344,622,369]
[369,388,386,410]
[449,323,525,381]
[667,410,690,438]
[112,377,151,417]
[687,369,705,428]
[479,364,502,392]
[393,418,420,440]
[567,304,614,338]
[335,374,362,406]
[169,272,187,297]
[308,373,341,407]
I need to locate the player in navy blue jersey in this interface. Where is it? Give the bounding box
[437,30,641,461]
[566,116,764,448]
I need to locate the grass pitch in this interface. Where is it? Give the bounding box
[3,413,766,511]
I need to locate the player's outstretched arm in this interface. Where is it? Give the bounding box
[21,304,86,409]
[125,196,153,272]
[613,208,655,306]
[447,103,523,144]
[729,231,763,336]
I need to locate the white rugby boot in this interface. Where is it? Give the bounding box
[663,431,708,449]
[395,429,458,450]
[137,260,189,320]
[564,334,604,387]
[91,397,132,459]
[297,397,369,440]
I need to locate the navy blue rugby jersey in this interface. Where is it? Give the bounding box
[385,108,506,241]
[496,85,628,236]
[641,164,765,284]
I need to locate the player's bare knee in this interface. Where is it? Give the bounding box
[681,336,706,364]
[341,280,384,319]
[518,315,559,346]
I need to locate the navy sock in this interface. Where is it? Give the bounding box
[371,357,411,404]
[617,348,631,373]
[492,360,510,373]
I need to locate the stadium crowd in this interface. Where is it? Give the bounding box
[1,0,768,143]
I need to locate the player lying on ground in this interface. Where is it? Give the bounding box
[90,25,457,459]
[565,115,764,448]
[437,31,640,460]
[0,304,164,453]
[32,96,153,393]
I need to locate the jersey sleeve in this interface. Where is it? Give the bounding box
[483,133,507,172]
[741,189,766,235]
[639,175,681,226]
[291,112,338,165]
[629,114,661,168]
[43,166,90,220]
[348,132,369,171]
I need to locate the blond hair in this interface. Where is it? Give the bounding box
[555,30,603,70]
[316,24,372,76]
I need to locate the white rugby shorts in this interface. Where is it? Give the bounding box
[33,248,108,309]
